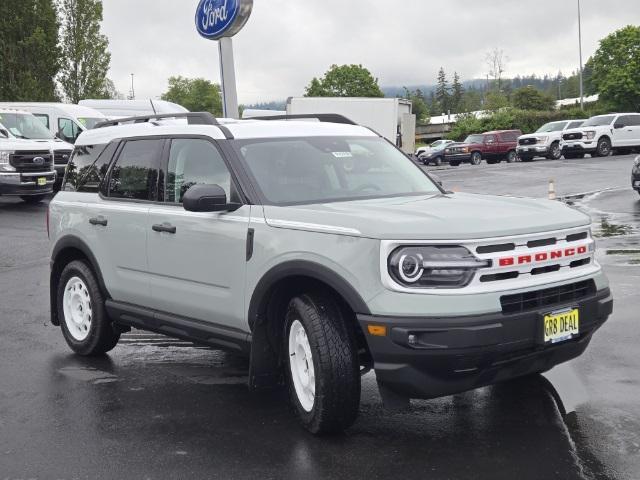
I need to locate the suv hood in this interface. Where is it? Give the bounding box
[0,137,53,151]
[262,192,590,240]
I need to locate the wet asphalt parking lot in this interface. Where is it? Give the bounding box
[1,154,639,480]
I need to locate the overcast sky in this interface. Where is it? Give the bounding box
[102,0,640,104]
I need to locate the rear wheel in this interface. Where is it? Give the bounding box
[58,260,120,356]
[547,142,562,160]
[595,137,611,157]
[470,152,482,165]
[20,195,46,204]
[506,150,518,163]
[284,293,360,434]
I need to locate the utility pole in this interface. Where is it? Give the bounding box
[578,0,584,109]
[130,73,136,100]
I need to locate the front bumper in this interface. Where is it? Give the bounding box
[0,171,56,196]
[444,153,471,163]
[358,287,612,399]
[517,145,549,158]
[561,141,596,154]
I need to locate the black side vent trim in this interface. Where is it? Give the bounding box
[476,243,515,254]
[566,232,588,242]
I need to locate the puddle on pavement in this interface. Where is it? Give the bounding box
[58,366,119,385]
[542,363,589,415]
[604,249,640,266]
[596,217,633,237]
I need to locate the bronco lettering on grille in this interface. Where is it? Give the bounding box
[498,245,588,267]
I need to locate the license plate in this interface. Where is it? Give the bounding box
[37,177,46,186]
[543,308,579,344]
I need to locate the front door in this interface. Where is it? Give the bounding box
[147,138,250,331]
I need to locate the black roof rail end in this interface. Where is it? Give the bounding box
[247,113,358,126]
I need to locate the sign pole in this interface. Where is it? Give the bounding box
[218,37,240,119]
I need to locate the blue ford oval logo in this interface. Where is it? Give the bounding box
[195,0,253,40]
[32,156,45,165]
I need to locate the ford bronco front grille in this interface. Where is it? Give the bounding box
[500,279,596,314]
[9,151,53,172]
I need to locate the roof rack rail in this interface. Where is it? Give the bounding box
[248,113,357,125]
[95,112,220,129]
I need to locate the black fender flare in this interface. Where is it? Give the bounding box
[50,235,110,326]
[248,260,371,330]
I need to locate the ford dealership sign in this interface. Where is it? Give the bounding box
[195,0,253,40]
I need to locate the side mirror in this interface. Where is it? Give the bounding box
[614,123,625,129]
[183,184,237,212]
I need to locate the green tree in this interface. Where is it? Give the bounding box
[0,0,61,101]
[434,67,450,114]
[451,72,465,113]
[484,91,510,111]
[304,64,384,97]
[58,0,112,103]
[590,25,640,111]
[161,76,223,116]
[512,86,556,110]
[403,88,429,123]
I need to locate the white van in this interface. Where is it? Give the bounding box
[0,109,75,189]
[0,103,106,144]
[79,99,188,120]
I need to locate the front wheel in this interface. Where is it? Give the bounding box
[547,142,562,160]
[284,293,360,434]
[470,152,482,165]
[595,137,611,157]
[58,260,120,356]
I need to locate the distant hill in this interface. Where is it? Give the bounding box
[382,79,489,98]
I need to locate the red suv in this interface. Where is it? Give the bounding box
[444,130,522,166]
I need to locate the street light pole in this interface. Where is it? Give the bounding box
[578,0,584,110]
[130,73,136,100]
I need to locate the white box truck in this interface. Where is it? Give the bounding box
[285,97,415,154]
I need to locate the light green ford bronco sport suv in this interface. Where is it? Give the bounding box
[48,113,612,434]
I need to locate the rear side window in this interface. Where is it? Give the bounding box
[500,132,518,141]
[107,139,162,201]
[63,143,111,193]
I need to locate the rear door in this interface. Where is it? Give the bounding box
[95,138,164,308]
[147,137,250,331]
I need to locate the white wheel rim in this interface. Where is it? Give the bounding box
[288,320,315,412]
[62,276,93,341]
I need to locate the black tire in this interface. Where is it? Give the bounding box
[57,260,120,356]
[449,161,460,167]
[595,137,612,157]
[284,293,360,434]
[434,156,443,166]
[20,195,46,204]
[506,150,517,163]
[547,142,562,160]
[470,152,482,165]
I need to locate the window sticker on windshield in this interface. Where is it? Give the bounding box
[332,152,353,158]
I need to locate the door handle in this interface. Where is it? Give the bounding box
[89,216,108,227]
[152,223,177,234]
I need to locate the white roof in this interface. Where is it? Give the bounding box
[0,102,106,118]
[0,108,33,115]
[75,118,377,146]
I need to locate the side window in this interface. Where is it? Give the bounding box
[166,138,231,204]
[108,139,162,201]
[625,115,640,127]
[63,143,111,192]
[34,114,50,129]
[484,135,496,143]
[58,117,81,143]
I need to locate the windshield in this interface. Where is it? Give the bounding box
[77,117,104,129]
[536,121,568,133]
[464,135,484,144]
[430,140,444,148]
[0,112,53,139]
[583,115,615,127]
[234,136,440,205]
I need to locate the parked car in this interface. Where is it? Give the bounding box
[444,130,522,166]
[632,156,640,196]
[418,140,454,165]
[0,131,56,203]
[517,120,586,161]
[415,139,454,158]
[0,102,106,144]
[0,109,74,190]
[49,112,612,434]
[561,113,640,158]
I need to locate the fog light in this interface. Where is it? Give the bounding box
[367,325,387,337]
